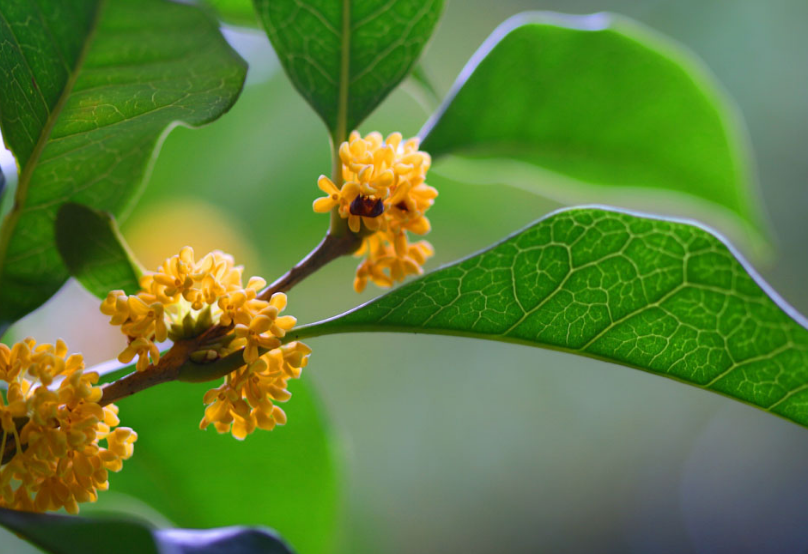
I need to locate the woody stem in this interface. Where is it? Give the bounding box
[257,231,360,301]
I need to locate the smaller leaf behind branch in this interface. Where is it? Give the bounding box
[55,203,143,298]
[290,207,808,430]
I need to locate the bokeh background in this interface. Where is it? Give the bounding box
[2,0,807,553]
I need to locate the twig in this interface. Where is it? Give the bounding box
[257,230,360,300]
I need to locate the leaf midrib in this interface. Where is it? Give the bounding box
[334,0,350,144]
[283,319,808,427]
[0,0,107,280]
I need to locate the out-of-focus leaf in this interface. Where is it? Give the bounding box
[421,12,766,253]
[55,203,143,298]
[0,508,158,554]
[205,0,258,27]
[0,508,293,554]
[156,527,294,554]
[254,0,444,138]
[99,375,338,554]
[410,64,440,102]
[0,0,247,333]
[291,207,808,429]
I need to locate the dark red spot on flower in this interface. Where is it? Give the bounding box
[350,195,384,217]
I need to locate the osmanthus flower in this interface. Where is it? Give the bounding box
[100,246,312,440]
[233,292,297,363]
[0,338,135,514]
[312,131,438,291]
[199,342,311,440]
[101,247,249,371]
[353,230,435,293]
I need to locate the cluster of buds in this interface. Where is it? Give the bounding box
[199,340,311,440]
[0,339,135,513]
[313,131,438,292]
[199,291,312,440]
[101,247,278,371]
[101,247,310,440]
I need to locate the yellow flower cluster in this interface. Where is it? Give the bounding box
[101,247,291,371]
[200,341,311,440]
[0,338,135,514]
[313,131,438,292]
[100,247,310,440]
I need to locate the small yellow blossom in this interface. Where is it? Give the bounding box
[312,175,360,214]
[353,230,434,293]
[312,131,437,291]
[0,338,135,514]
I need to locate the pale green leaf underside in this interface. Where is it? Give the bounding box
[294,208,808,429]
[0,508,293,554]
[0,0,247,330]
[254,0,444,134]
[55,203,142,298]
[421,12,765,249]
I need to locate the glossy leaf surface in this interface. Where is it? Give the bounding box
[421,13,764,249]
[294,208,808,428]
[55,203,143,298]
[0,508,293,554]
[0,0,246,331]
[254,0,444,136]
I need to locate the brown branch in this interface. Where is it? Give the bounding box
[98,323,232,407]
[257,230,360,300]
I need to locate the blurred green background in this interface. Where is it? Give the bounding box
[2,0,808,552]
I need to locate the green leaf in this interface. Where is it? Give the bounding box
[406,63,440,109]
[154,527,293,554]
[254,0,444,139]
[420,13,766,252]
[55,203,143,298]
[205,0,259,27]
[96,375,339,554]
[291,207,808,429]
[0,508,293,554]
[0,0,247,333]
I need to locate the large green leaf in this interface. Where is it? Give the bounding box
[254,0,444,138]
[0,0,247,333]
[0,508,293,554]
[290,208,808,429]
[95,375,339,554]
[55,203,143,298]
[420,13,765,252]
